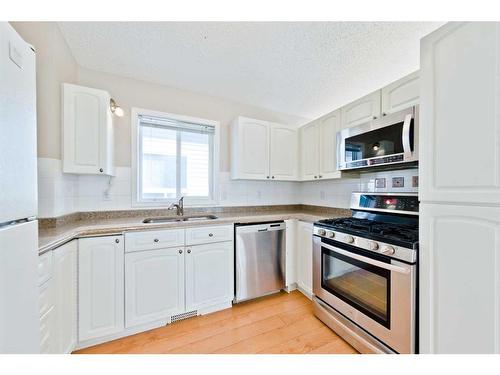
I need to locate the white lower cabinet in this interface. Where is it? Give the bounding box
[420,203,500,353]
[185,241,233,312]
[125,247,185,328]
[78,235,124,342]
[296,221,313,297]
[53,240,77,353]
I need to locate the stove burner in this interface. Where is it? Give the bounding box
[317,217,419,245]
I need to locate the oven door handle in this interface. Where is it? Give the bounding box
[321,242,411,274]
[402,113,413,157]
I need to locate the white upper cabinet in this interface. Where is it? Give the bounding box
[231,116,297,180]
[78,235,124,342]
[269,122,298,180]
[300,121,320,180]
[318,110,342,179]
[381,71,420,115]
[420,22,500,205]
[300,109,344,181]
[231,117,270,180]
[341,90,381,129]
[62,83,114,176]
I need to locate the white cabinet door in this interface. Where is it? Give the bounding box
[420,22,500,205]
[296,221,313,297]
[381,70,419,115]
[53,240,77,353]
[269,123,298,180]
[185,241,233,312]
[231,117,270,180]
[125,247,185,328]
[341,91,381,129]
[300,122,319,181]
[78,236,124,342]
[420,203,500,354]
[62,83,114,176]
[319,109,341,179]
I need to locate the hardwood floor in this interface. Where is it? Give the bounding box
[74,291,357,354]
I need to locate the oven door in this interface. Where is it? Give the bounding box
[337,106,418,171]
[313,236,416,353]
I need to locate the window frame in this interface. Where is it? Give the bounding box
[131,107,220,207]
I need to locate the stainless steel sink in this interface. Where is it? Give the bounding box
[142,214,218,223]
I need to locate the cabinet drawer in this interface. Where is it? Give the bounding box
[125,229,184,253]
[185,225,233,245]
[39,279,54,317]
[38,251,53,286]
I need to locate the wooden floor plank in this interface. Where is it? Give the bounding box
[74,290,358,354]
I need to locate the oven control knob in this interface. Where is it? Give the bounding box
[345,235,355,244]
[327,231,335,239]
[318,229,326,236]
[383,246,396,255]
[368,241,379,251]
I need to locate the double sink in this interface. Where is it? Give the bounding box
[142,214,218,224]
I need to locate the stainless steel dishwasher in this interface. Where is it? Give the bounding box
[234,221,286,303]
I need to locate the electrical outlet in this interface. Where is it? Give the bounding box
[392,177,404,188]
[375,178,386,189]
[412,176,419,188]
[103,190,111,201]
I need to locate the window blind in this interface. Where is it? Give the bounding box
[138,114,215,135]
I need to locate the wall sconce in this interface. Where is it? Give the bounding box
[110,98,124,117]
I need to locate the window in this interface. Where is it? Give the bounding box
[132,109,219,206]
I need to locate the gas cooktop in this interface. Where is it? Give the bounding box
[315,217,418,249]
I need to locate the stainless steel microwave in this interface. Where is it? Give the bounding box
[337,106,418,171]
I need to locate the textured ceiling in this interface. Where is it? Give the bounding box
[58,22,444,120]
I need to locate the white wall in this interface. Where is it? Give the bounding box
[38,156,417,218]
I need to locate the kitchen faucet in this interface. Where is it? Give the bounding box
[168,196,184,216]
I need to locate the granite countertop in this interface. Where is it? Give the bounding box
[38,207,350,255]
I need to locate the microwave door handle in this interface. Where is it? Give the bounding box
[402,113,413,157]
[320,242,411,274]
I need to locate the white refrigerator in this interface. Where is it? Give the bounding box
[0,22,40,353]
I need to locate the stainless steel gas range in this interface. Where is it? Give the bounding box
[312,192,418,354]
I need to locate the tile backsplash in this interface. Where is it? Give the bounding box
[37,157,418,218]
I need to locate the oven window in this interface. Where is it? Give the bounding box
[345,122,410,162]
[321,246,391,328]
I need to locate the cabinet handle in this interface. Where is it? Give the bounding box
[99,168,104,173]
[187,249,191,254]
[154,238,159,243]
[178,249,183,254]
[115,239,120,244]
[208,233,214,237]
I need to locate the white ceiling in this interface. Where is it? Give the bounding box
[58,22,444,120]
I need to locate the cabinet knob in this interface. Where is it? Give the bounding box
[382,112,387,116]
[208,233,213,237]
[271,176,275,179]
[266,176,270,179]
[178,249,183,254]
[115,239,120,243]
[187,249,191,254]
[99,168,104,173]
[314,176,318,179]
[372,116,377,120]
[154,238,159,243]
[319,175,323,178]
